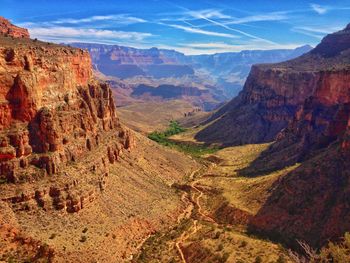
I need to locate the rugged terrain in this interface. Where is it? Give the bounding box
[0,18,199,262]
[194,23,350,248]
[72,42,311,109]
[2,14,350,262]
[196,24,350,147]
[134,143,294,263]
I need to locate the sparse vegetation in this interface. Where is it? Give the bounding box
[255,255,262,263]
[240,240,248,247]
[79,235,87,242]
[148,121,218,156]
[288,232,350,262]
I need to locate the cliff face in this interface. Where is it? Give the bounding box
[201,24,350,247]
[0,34,133,209]
[196,24,350,146]
[0,17,30,38]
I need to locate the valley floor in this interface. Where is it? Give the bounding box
[133,142,298,263]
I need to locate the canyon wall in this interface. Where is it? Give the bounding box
[199,23,350,247]
[196,24,350,147]
[0,18,200,262]
[0,24,134,212]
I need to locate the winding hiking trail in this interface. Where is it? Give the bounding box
[173,164,219,263]
[133,144,294,263]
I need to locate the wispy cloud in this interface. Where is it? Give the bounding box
[164,23,239,38]
[186,9,231,19]
[292,25,343,39]
[160,40,307,55]
[195,15,277,44]
[168,6,278,45]
[19,14,151,45]
[310,4,328,14]
[27,26,153,43]
[225,12,288,25]
[295,25,342,34]
[52,14,146,25]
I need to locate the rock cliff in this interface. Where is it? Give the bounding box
[0,17,29,38]
[0,34,133,189]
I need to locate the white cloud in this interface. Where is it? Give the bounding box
[186,9,231,20]
[53,14,146,25]
[166,23,239,38]
[294,25,342,34]
[310,4,328,14]
[28,26,153,43]
[159,40,307,55]
[193,15,277,44]
[292,25,343,39]
[225,13,288,25]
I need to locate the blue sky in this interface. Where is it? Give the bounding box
[1,0,350,54]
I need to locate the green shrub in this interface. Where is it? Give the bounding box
[148,121,218,156]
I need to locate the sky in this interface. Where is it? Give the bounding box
[1,0,350,55]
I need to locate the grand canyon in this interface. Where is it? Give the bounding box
[1,1,350,262]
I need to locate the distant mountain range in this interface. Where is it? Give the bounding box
[72,43,312,99]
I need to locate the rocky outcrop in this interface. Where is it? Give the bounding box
[0,23,134,213]
[0,17,29,38]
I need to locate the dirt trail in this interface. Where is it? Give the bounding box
[174,164,219,262]
[175,220,199,263]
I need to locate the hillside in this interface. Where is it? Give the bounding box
[0,17,199,262]
[195,23,350,247]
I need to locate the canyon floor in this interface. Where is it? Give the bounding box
[117,100,210,134]
[130,128,298,263]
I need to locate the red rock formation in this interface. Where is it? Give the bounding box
[0,21,134,214]
[0,17,29,38]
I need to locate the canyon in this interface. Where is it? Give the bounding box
[72,43,311,107]
[1,14,350,263]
